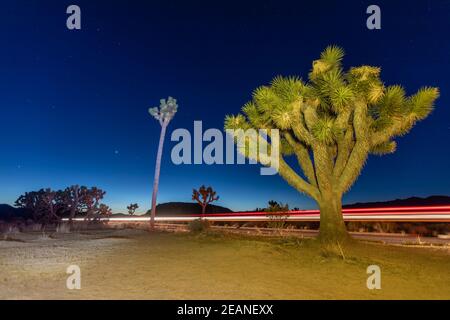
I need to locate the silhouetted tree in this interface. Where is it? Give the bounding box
[15,189,64,224]
[15,191,44,221]
[127,203,139,215]
[80,187,106,221]
[192,185,220,214]
[40,188,64,223]
[225,46,439,243]
[148,97,178,228]
[98,204,112,218]
[62,185,82,222]
[15,186,111,225]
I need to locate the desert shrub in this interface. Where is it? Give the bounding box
[1,224,20,240]
[347,221,369,232]
[266,215,289,229]
[6,224,20,234]
[320,242,347,260]
[428,223,450,236]
[345,222,448,236]
[293,222,319,230]
[30,223,43,232]
[56,223,71,233]
[407,225,429,235]
[372,222,397,233]
[72,222,87,231]
[20,223,43,232]
[265,200,289,229]
[188,219,210,233]
[38,232,52,240]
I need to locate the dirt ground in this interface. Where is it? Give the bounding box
[0,229,449,299]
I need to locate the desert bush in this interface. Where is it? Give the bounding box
[372,222,396,233]
[56,223,71,233]
[407,225,429,235]
[267,215,289,229]
[6,224,20,234]
[320,242,347,260]
[20,223,43,232]
[188,219,210,233]
[38,232,52,240]
[264,200,289,229]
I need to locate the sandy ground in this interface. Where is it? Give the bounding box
[0,229,449,299]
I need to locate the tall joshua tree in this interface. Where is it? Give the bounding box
[192,185,220,214]
[148,97,178,228]
[225,46,439,243]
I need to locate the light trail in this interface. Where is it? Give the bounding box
[64,205,450,222]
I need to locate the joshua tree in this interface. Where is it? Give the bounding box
[192,185,220,214]
[15,189,64,224]
[80,187,106,221]
[98,204,112,218]
[224,46,439,243]
[127,203,139,215]
[63,185,82,222]
[40,188,64,222]
[148,97,178,228]
[15,191,44,221]
[15,186,111,224]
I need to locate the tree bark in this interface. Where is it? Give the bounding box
[317,192,350,243]
[150,123,168,229]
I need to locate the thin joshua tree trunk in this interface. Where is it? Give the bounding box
[150,122,168,229]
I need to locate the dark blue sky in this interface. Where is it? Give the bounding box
[0,0,449,213]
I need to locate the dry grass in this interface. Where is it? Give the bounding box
[0,229,449,299]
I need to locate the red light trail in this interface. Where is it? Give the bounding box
[66,205,450,222]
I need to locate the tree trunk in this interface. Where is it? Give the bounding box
[69,186,79,224]
[150,123,168,229]
[317,192,350,243]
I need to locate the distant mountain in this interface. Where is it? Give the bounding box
[146,202,233,216]
[0,204,32,221]
[343,195,450,208]
[112,203,233,217]
[110,213,132,217]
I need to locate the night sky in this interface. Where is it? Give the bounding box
[1,0,449,213]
